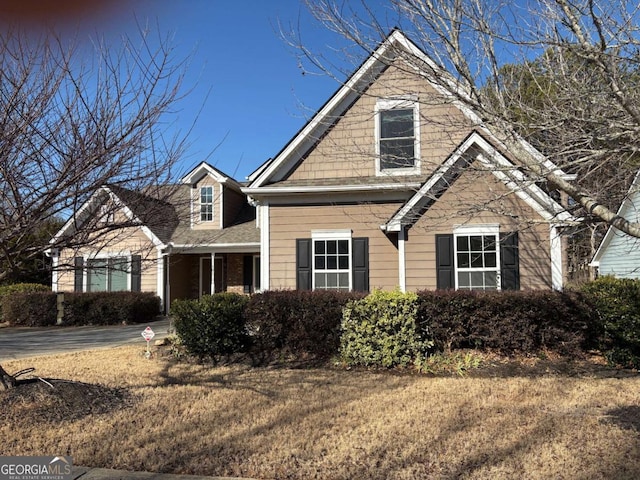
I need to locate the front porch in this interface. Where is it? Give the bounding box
[166,251,260,307]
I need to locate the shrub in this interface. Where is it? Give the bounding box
[581,276,640,368]
[340,289,432,368]
[2,292,58,326]
[0,283,50,322]
[244,290,363,364]
[416,289,594,356]
[171,293,250,361]
[62,292,161,326]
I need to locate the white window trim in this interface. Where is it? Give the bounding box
[452,225,501,291]
[311,229,353,291]
[83,252,132,292]
[200,185,215,223]
[375,96,421,176]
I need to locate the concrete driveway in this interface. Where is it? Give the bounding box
[0,317,173,361]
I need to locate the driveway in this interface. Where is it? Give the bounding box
[0,317,173,361]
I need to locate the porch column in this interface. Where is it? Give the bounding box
[398,228,406,292]
[550,225,563,291]
[210,251,216,294]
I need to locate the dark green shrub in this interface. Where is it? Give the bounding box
[340,289,432,368]
[244,290,363,364]
[3,292,58,326]
[171,293,250,361]
[0,283,50,321]
[416,289,594,356]
[581,276,640,368]
[62,292,161,325]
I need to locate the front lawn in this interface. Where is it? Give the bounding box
[2,346,639,479]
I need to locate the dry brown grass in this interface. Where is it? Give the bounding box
[2,346,640,480]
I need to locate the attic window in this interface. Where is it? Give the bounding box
[200,186,213,222]
[376,97,420,175]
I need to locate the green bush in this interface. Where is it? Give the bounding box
[581,276,640,368]
[171,293,250,362]
[2,292,58,326]
[0,283,50,322]
[244,290,363,364]
[62,292,161,326]
[340,289,432,368]
[416,289,594,356]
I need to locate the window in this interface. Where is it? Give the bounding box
[87,257,129,292]
[200,186,214,222]
[454,226,500,291]
[313,238,351,290]
[376,97,420,174]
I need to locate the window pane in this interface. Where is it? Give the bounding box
[327,273,338,288]
[338,273,349,288]
[314,241,325,254]
[485,252,496,268]
[200,186,213,203]
[327,256,337,270]
[380,109,414,138]
[327,240,337,254]
[110,268,128,292]
[315,256,325,269]
[458,271,470,288]
[380,138,415,169]
[456,236,469,252]
[338,255,349,269]
[470,236,483,251]
[471,253,484,268]
[470,271,484,288]
[338,240,349,254]
[484,235,496,251]
[315,273,326,288]
[457,252,470,268]
[485,271,498,289]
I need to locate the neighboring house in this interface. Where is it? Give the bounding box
[50,162,261,311]
[242,29,575,293]
[52,29,577,309]
[591,171,640,278]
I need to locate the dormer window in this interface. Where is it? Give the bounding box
[200,186,213,222]
[376,97,420,175]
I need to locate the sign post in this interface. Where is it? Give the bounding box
[141,326,155,358]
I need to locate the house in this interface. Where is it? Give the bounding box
[51,30,576,310]
[50,162,261,311]
[591,171,640,278]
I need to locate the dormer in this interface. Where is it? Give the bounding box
[181,162,246,230]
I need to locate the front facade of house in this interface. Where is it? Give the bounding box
[52,30,575,309]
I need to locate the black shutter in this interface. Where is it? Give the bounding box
[131,255,142,292]
[74,257,84,292]
[500,232,520,290]
[243,255,253,294]
[352,237,369,292]
[296,239,312,291]
[436,234,454,290]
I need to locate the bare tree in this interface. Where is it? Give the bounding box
[0,23,191,283]
[290,0,640,240]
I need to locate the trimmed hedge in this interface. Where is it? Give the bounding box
[340,289,432,368]
[0,283,50,322]
[62,292,161,326]
[3,292,58,327]
[581,276,640,368]
[171,293,250,361]
[416,289,595,356]
[244,290,363,363]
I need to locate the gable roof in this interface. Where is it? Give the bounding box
[591,170,640,266]
[383,131,575,232]
[181,161,243,191]
[246,29,570,191]
[50,185,180,248]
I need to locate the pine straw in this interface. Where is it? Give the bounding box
[2,346,640,480]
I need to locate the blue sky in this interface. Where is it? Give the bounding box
[86,0,359,181]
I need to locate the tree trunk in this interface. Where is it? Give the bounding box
[0,364,15,391]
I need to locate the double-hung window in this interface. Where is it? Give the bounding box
[454,225,500,290]
[312,231,351,291]
[87,257,129,292]
[376,97,420,174]
[200,186,214,222]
